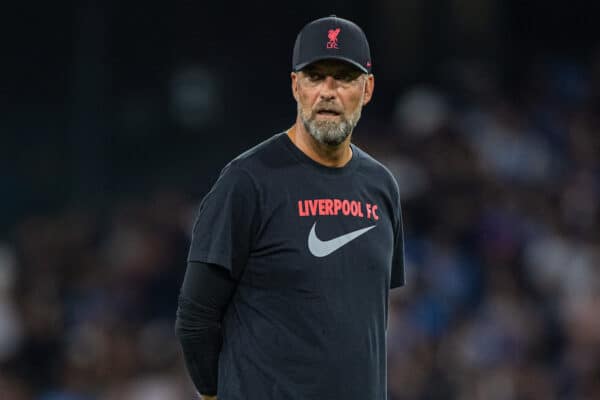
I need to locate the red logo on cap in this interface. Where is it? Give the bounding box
[327,28,340,49]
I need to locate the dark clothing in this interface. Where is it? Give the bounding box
[176,261,236,395]
[177,132,405,399]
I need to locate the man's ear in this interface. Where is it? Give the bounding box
[291,72,299,102]
[362,74,375,105]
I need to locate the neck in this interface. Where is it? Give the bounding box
[287,121,353,168]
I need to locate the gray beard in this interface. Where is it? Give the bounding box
[299,104,362,146]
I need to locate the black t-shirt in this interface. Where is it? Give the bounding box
[188,132,405,400]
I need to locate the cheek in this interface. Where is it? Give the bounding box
[298,89,318,109]
[342,91,364,112]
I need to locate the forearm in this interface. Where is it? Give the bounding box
[176,295,223,395]
[175,262,237,397]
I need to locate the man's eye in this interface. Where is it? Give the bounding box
[335,74,352,82]
[336,72,360,82]
[308,74,323,81]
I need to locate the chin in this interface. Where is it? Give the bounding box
[300,110,355,146]
[321,136,348,146]
[309,125,350,146]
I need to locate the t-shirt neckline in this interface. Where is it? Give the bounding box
[279,131,360,176]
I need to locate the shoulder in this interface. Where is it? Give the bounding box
[223,132,286,176]
[212,132,287,193]
[354,144,400,196]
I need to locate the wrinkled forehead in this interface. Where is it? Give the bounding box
[299,59,364,75]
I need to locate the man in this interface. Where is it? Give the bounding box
[175,15,405,400]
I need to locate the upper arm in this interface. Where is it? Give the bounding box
[187,165,260,280]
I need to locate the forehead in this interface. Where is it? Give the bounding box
[300,59,362,74]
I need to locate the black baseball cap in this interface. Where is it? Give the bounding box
[292,15,372,74]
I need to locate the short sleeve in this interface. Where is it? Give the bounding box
[390,188,405,289]
[187,165,259,280]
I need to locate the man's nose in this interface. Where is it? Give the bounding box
[319,76,337,99]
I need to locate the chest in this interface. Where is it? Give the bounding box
[243,176,396,291]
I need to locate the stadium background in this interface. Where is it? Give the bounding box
[2,1,600,398]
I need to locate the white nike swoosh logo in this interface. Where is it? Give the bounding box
[308,222,376,257]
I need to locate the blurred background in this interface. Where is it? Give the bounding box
[2,0,600,399]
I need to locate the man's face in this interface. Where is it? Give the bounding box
[291,60,374,146]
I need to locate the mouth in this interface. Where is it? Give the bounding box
[315,109,342,117]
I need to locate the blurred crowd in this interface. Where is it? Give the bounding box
[1,54,600,399]
[377,55,600,400]
[0,190,197,399]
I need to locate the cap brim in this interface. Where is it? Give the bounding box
[294,55,369,74]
